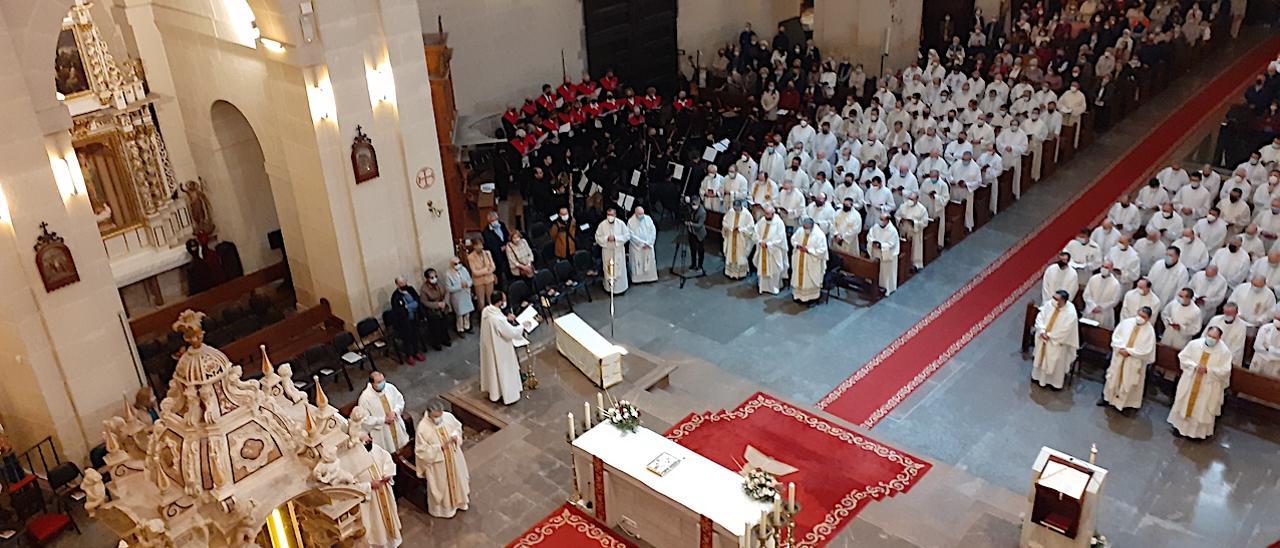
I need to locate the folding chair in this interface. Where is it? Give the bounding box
[331,331,374,372]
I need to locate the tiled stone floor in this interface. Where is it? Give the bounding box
[57,29,1280,548]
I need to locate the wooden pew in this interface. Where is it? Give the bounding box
[130,262,289,341]
[222,298,345,369]
[830,248,884,302]
[923,221,940,265]
[997,170,1014,213]
[1020,154,1034,189]
[1041,137,1059,180]
[1059,124,1077,163]
[945,201,966,247]
[1079,111,1095,150]
[703,209,725,251]
[973,185,993,229]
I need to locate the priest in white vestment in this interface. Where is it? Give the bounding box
[415,401,471,518]
[1168,329,1232,439]
[1120,279,1162,322]
[1107,236,1142,286]
[1249,250,1280,292]
[1194,210,1228,251]
[1171,229,1209,272]
[722,200,755,279]
[700,165,725,213]
[895,192,931,269]
[1252,313,1280,377]
[1090,221,1121,255]
[595,209,631,294]
[1210,237,1252,285]
[1205,303,1247,366]
[868,214,901,294]
[996,118,1029,196]
[1031,290,1079,389]
[1160,288,1203,350]
[1147,247,1190,308]
[357,372,409,453]
[750,172,779,209]
[1082,263,1122,328]
[480,293,523,405]
[790,219,828,303]
[1100,307,1156,411]
[722,165,750,206]
[1134,229,1169,274]
[359,436,403,548]
[1189,265,1229,323]
[919,171,950,247]
[626,207,658,284]
[803,193,837,235]
[1228,277,1277,328]
[1042,253,1079,303]
[1108,197,1144,235]
[754,206,789,294]
[776,180,807,228]
[949,152,982,230]
[1063,229,1103,288]
[832,198,863,256]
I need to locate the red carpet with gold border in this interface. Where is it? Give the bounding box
[817,36,1280,429]
[506,503,637,548]
[664,392,931,547]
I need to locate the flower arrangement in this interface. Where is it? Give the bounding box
[602,400,641,433]
[1089,534,1109,548]
[742,467,781,503]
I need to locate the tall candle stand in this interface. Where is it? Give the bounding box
[750,503,800,548]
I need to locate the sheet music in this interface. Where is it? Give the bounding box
[713,139,730,152]
[617,193,635,210]
[517,305,540,333]
[589,183,603,196]
[630,170,642,186]
[702,146,718,162]
[671,163,685,179]
[578,173,591,193]
[558,123,572,134]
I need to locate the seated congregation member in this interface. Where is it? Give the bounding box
[419,269,454,350]
[389,277,426,365]
[1031,289,1079,390]
[1204,302,1247,367]
[1147,246,1189,307]
[446,256,475,334]
[754,205,789,294]
[1099,306,1156,412]
[1252,312,1280,378]
[723,200,756,279]
[1082,260,1122,329]
[1168,327,1232,439]
[867,213,901,295]
[627,206,658,284]
[790,218,829,305]
[505,231,536,280]
[1160,287,1202,350]
[1228,275,1276,328]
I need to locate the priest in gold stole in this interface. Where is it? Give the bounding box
[790,218,828,304]
[1168,328,1232,439]
[415,400,471,518]
[722,200,756,279]
[1100,306,1156,411]
[1031,290,1080,389]
[360,434,403,547]
[753,206,789,295]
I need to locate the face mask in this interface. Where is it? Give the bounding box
[1252,159,1259,165]
[1205,338,1218,347]
[1207,215,1217,222]
[1100,268,1111,277]
[1163,212,1173,219]
[433,415,444,424]
[1058,260,1068,268]
[608,216,616,223]
[1180,297,1191,306]
[1230,196,1240,203]
[560,214,569,221]
[842,204,852,212]
[1136,318,1147,325]
[429,277,438,284]
[1165,257,1175,266]
[1225,316,1235,323]
[365,442,374,452]
[375,382,386,392]
[1229,244,1240,252]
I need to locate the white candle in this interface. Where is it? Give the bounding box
[584,401,592,428]
[597,392,606,413]
[759,509,768,534]
[788,482,796,512]
[568,412,576,439]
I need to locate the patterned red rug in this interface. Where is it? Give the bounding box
[506,503,637,548]
[665,392,931,547]
[817,36,1280,429]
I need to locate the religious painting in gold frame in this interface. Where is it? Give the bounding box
[34,222,81,292]
[351,126,379,184]
[54,23,91,99]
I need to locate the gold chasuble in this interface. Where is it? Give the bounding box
[796,231,813,289]
[380,394,400,447]
[1036,306,1063,367]
[1186,350,1211,418]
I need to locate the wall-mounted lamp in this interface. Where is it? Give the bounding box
[49,153,87,202]
[307,74,337,124]
[0,184,11,224]
[258,37,286,53]
[425,200,443,218]
[366,63,396,105]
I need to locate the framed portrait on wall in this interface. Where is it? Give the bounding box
[351,126,379,184]
[34,222,81,292]
[54,25,91,97]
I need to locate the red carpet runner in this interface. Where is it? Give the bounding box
[665,393,931,547]
[818,37,1280,429]
[507,503,637,548]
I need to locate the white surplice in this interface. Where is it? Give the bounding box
[626,214,658,283]
[790,226,829,302]
[895,200,930,269]
[1031,300,1080,389]
[831,208,862,256]
[1168,338,1232,438]
[479,304,523,405]
[360,444,403,548]
[358,383,409,453]
[754,215,789,294]
[415,412,471,518]
[1251,323,1280,377]
[1204,314,1247,366]
[1041,264,1078,304]
[867,221,901,294]
[1160,300,1203,350]
[1082,272,1121,329]
[595,219,631,294]
[1103,317,1156,410]
[722,208,756,279]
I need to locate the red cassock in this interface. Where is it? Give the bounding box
[570,109,587,126]
[521,101,538,117]
[558,84,577,103]
[576,80,598,98]
[627,113,645,127]
[503,109,520,126]
[600,75,619,92]
[583,103,602,118]
[536,93,557,112]
[674,98,692,111]
[641,95,662,110]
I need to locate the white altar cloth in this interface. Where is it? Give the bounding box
[554,313,624,388]
[573,423,770,539]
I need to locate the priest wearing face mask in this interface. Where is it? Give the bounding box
[415,400,471,518]
[1147,247,1190,308]
[1227,275,1277,330]
[357,372,409,453]
[1204,302,1246,367]
[1042,252,1079,304]
[1189,265,1229,325]
[1168,327,1233,439]
[1161,288,1203,351]
[1082,261,1122,329]
[595,207,632,294]
[867,214,901,295]
[358,433,403,548]
[895,192,930,270]
[1031,290,1079,390]
[1100,306,1156,412]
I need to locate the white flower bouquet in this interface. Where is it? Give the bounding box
[742,467,780,503]
[602,400,641,433]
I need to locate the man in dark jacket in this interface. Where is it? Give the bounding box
[389,277,425,365]
[686,196,708,271]
[481,211,510,282]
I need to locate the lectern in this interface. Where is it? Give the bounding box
[1020,447,1107,548]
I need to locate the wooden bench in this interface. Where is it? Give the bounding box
[830,248,883,302]
[223,298,345,371]
[1059,124,1077,163]
[130,262,289,342]
[973,185,993,229]
[997,170,1015,213]
[1020,153,1034,189]
[945,200,966,247]
[1041,137,1059,180]
[922,221,941,266]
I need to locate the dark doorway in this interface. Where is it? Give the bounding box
[921,0,976,52]
[583,0,678,93]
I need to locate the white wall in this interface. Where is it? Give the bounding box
[209,100,281,272]
[418,0,587,116]
[814,0,924,76]
[676,0,796,66]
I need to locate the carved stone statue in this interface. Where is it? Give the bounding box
[83,468,106,513]
[182,178,215,236]
[311,444,354,486]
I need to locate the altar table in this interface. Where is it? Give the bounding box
[554,313,624,388]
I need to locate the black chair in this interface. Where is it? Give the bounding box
[356,317,391,358]
[331,331,374,372]
[554,259,590,302]
[508,280,535,315]
[539,241,558,269]
[304,343,354,391]
[380,310,409,363]
[572,249,599,301]
[220,305,246,324]
[534,268,573,315]
[48,462,82,500]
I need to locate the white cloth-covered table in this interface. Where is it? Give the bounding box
[572,423,772,547]
[554,313,623,388]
